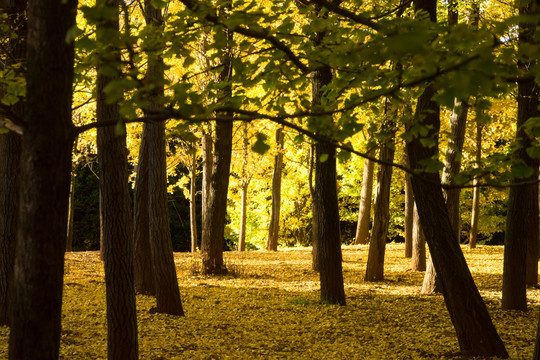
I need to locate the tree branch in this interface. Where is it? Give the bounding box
[308,0,380,30]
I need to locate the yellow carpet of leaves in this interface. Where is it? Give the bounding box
[1,244,539,359]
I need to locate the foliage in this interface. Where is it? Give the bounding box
[0,244,538,359]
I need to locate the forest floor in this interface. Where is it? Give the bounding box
[0,244,538,359]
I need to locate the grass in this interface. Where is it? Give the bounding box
[0,244,538,359]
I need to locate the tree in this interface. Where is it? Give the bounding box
[501,0,540,309]
[354,149,375,245]
[144,0,184,315]
[411,203,426,272]
[189,143,198,252]
[238,121,251,252]
[0,0,25,327]
[403,153,413,258]
[468,117,483,249]
[267,127,285,251]
[8,0,78,357]
[309,142,320,271]
[94,0,138,357]
[365,120,395,281]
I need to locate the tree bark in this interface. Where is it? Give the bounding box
[365,130,395,281]
[8,0,77,358]
[189,146,198,252]
[404,153,414,258]
[201,131,213,250]
[354,149,375,245]
[95,1,138,358]
[267,127,284,251]
[145,1,184,315]
[411,203,426,271]
[0,0,25,327]
[468,120,483,250]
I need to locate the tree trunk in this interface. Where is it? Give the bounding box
[406,75,508,356]
[354,149,375,245]
[8,0,77,358]
[502,0,540,309]
[404,153,414,258]
[133,124,155,295]
[95,1,139,358]
[145,1,184,315]
[309,143,320,272]
[201,131,213,250]
[411,203,426,271]
[468,120,483,250]
[66,162,76,252]
[238,122,249,252]
[365,131,395,281]
[0,0,25,327]
[190,146,198,252]
[267,127,284,251]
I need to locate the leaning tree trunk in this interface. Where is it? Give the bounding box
[354,149,375,245]
[8,0,77,358]
[365,129,395,281]
[145,1,184,315]
[133,124,155,295]
[267,127,284,251]
[406,75,508,356]
[95,0,139,358]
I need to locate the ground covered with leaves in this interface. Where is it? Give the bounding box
[0,244,539,359]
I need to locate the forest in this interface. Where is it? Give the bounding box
[0,0,538,359]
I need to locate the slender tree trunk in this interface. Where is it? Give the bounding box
[411,204,426,271]
[95,1,138,358]
[66,163,76,252]
[365,129,395,281]
[238,122,249,252]
[201,131,213,249]
[309,143,320,272]
[145,1,184,315]
[404,153,414,258]
[267,127,284,251]
[468,121,483,250]
[354,149,375,245]
[190,147,198,252]
[8,0,77,358]
[133,124,155,295]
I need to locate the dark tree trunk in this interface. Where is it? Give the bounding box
[354,149,375,245]
[145,1,184,315]
[404,153,414,258]
[201,22,233,275]
[95,1,138,358]
[411,204,426,272]
[0,0,25,328]
[267,127,284,251]
[0,132,21,327]
[8,0,77,358]
[365,131,395,281]
[502,0,540,309]
[406,77,508,356]
[133,124,155,295]
[201,132,213,251]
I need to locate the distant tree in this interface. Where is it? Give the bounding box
[354,149,375,245]
[403,153,414,258]
[468,118,483,249]
[267,127,285,251]
[8,0,78,358]
[238,122,251,252]
[309,142,319,272]
[189,143,198,252]
[411,204,426,272]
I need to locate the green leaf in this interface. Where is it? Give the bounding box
[511,162,534,179]
[319,153,329,163]
[526,146,540,159]
[252,133,270,155]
